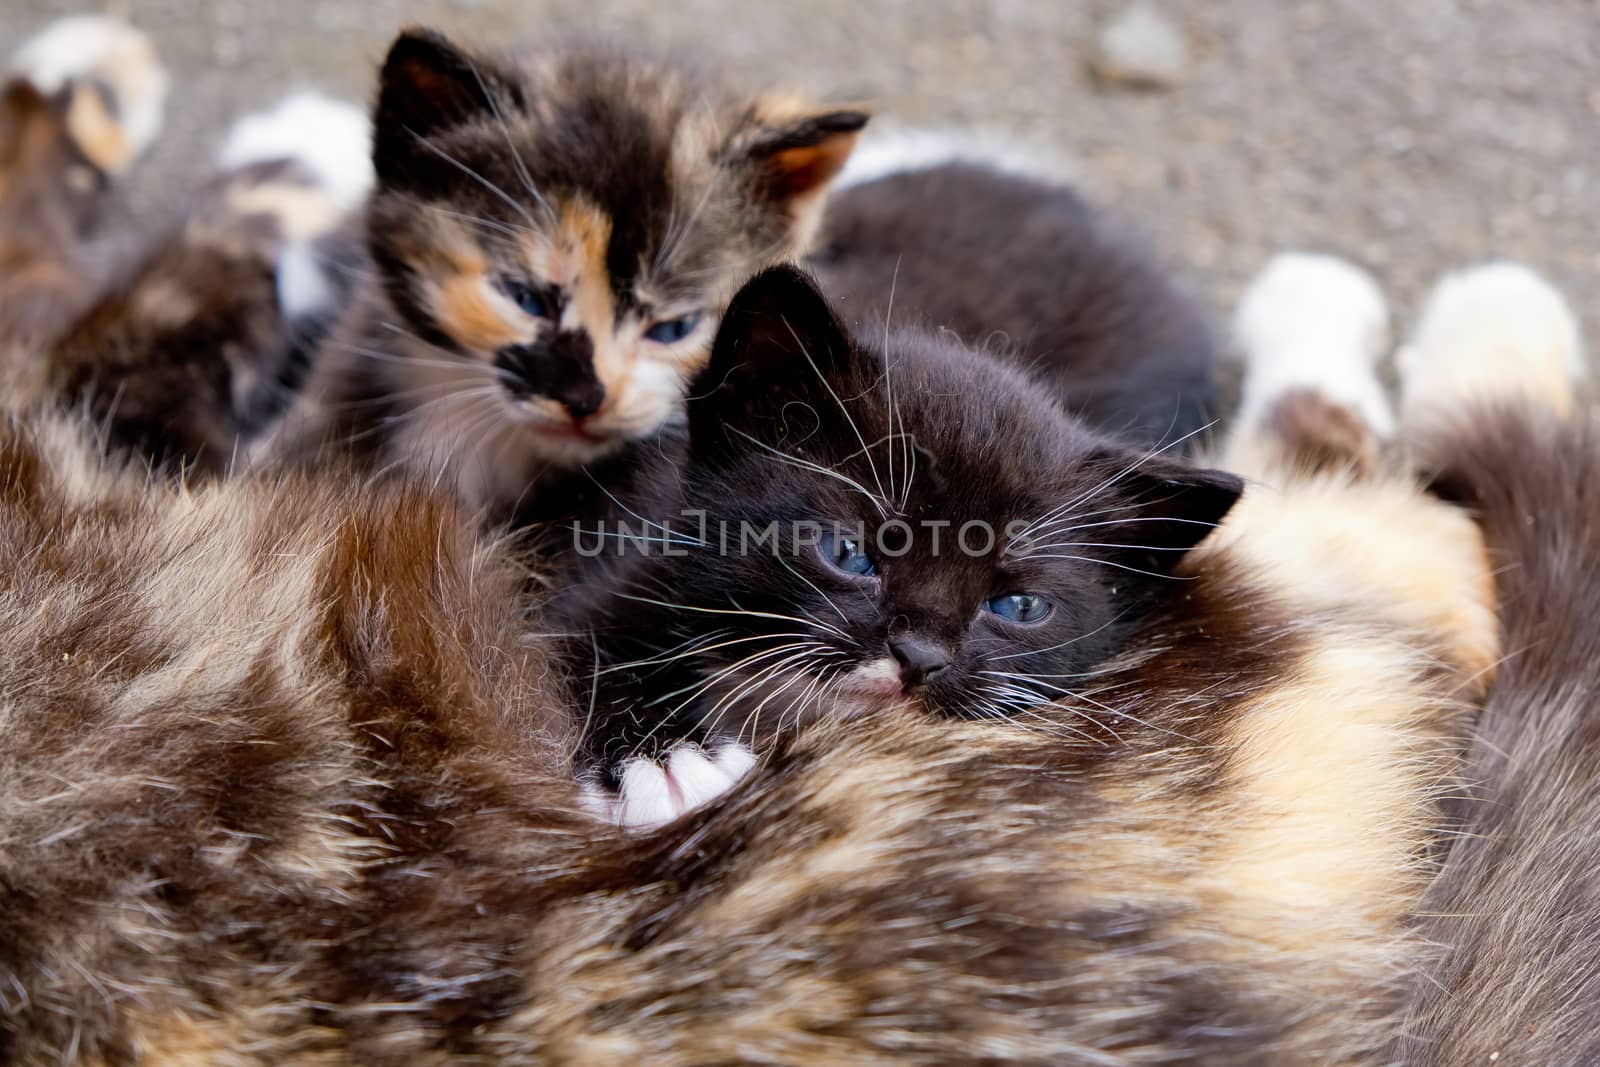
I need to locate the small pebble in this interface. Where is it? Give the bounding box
[1090,3,1190,91]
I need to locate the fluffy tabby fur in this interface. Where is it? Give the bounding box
[7,16,1600,1064]
[0,328,1498,1064]
[2,152,1531,1058]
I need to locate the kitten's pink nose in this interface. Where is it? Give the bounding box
[888,635,951,689]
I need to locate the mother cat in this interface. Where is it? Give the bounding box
[8,17,1599,1065]
[7,217,1588,1060]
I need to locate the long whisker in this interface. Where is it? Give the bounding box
[463,58,555,225]
[406,129,539,228]
[781,316,891,513]
[728,427,889,520]
[610,591,852,640]
[1014,554,1197,581]
[775,553,850,623]
[598,630,814,676]
[1009,421,1219,546]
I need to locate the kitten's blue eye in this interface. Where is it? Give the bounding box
[644,312,702,344]
[502,279,551,320]
[985,593,1053,624]
[818,529,877,577]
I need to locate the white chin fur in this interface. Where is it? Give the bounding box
[1231,252,1395,438]
[10,15,169,162]
[218,91,375,216]
[834,123,1078,191]
[1401,261,1585,425]
[585,743,756,830]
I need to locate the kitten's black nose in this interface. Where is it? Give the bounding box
[545,331,605,418]
[888,635,950,689]
[553,378,606,419]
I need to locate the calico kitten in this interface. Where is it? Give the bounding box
[45,146,363,472]
[1,15,364,473]
[267,28,867,525]
[0,246,1517,1063]
[809,141,1218,448]
[0,17,166,369]
[557,264,1242,815]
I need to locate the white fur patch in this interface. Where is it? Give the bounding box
[834,123,1079,191]
[10,15,168,161]
[586,743,756,830]
[1231,252,1395,438]
[217,91,374,216]
[275,242,334,322]
[1400,261,1585,425]
[218,92,373,321]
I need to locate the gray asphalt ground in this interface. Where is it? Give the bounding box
[7,0,1599,346]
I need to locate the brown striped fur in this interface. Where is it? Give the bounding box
[0,304,1503,1060]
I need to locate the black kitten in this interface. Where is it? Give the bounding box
[557,265,1240,821]
[810,158,1217,448]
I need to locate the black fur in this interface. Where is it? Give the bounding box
[555,266,1240,770]
[810,162,1218,449]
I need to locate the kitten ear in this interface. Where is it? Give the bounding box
[1082,450,1243,572]
[688,264,855,459]
[729,102,869,219]
[373,28,515,187]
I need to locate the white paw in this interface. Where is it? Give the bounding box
[1231,252,1394,438]
[10,16,168,165]
[581,743,756,830]
[1401,261,1585,426]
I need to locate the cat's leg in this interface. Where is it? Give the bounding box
[1400,261,1584,429]
[1223,252,1393,481]
[1211,252,1499,689]
[0,16,166,366]
[43,93,371,474]
[581,744,757,829]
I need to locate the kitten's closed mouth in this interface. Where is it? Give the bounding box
[830,657,916,720]
[530,419,614,445]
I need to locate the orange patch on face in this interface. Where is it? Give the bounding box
[433,272,528,353]
[419,223,530,354]
[557,200,628,398]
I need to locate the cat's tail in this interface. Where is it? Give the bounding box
[1389,262,1600,1066]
